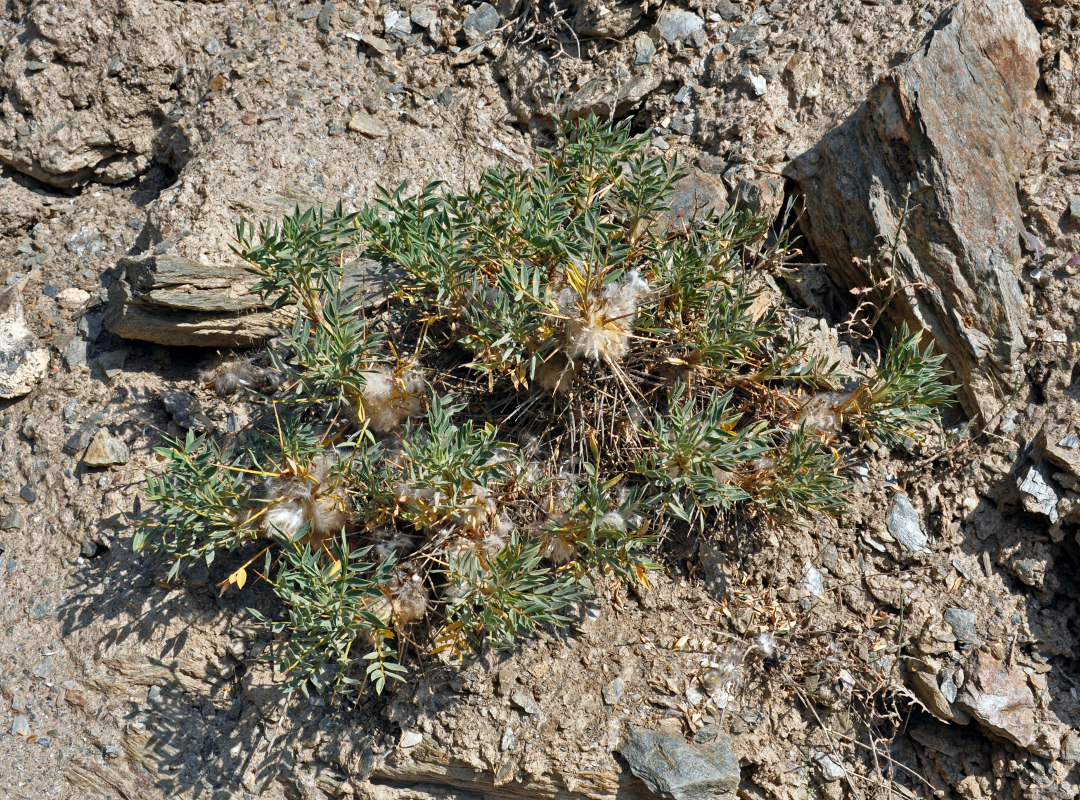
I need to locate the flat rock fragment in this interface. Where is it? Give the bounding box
[0,286,49,399]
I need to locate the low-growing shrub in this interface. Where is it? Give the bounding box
[137,116,954,696]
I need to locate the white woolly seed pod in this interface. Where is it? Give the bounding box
[358,365,426,431]
[392,575,429,626]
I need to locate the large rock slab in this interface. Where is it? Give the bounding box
[617,726,739,800]
[788,0,1040,417]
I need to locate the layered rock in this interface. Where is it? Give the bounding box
[788,0,1041,417]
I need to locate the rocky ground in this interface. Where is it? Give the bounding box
[1,0,1080,798]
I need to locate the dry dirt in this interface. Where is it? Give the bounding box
[1,1,1080,799]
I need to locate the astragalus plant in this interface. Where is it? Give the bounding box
[138,116,954,696]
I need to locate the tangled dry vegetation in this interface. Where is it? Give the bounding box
[137,117,954,696]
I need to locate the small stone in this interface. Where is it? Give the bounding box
[654,9,704,45]
[203,38,221,55]
[748,73,767,97]
[161,390,212,431]
[64,688,89,708]
[510,689,540,715]
[603,677,626,705]
[1018,465,1059,523]
[410,3,436,29]
[943,607,977,645]
[104,742,122,758]
[815,753,845,782]
[462,2,501,43]
[1069,196,1080,226]
[361,34,396,55]
[1059,433,1079,449]
[317,1,336,32]
[348,109,390,138]
[19,484,37,503]
[29,602,51,619]
[500,726,515,751]
[11,715,29,736]
[885,493,928,552]
[633,33,656,66]
[83,428,130,467]
[57,287,91,309]
[81,537,100,558]
[399,730,423,748]
[32,656,55,679]
[801,564,825,597]
[62,336,87,370]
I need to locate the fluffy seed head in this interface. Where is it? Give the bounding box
[359,365,426,431]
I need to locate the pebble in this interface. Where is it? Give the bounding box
[801,563,825,598]
[463,2,501,43]
[410,3,436,29]
[56,287,91,309]
[1069,196,1080,225]
[82,428,130,467]
[104,742,122,758]
[633,33,655,66]
[11,715,29,736]
[348,109,390,138]
[885,493,927,552]
[1018,465,1060,523]
[30,602,51,620]
[749,73,768,97]
[62,336,87,370]
[619,726,740,798]
[603,677,626,705]
[943,608,977,644]
[32,656,55,679]
[816,753,846,782]
[317,1,336,32]
[399,730,423,748]
[654,9,704,45]
[500,726,515,751]
[19,484,37,503]
[510,689,540,715]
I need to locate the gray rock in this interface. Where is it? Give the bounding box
[815,753,845,782]
[654,9,704,45]
[602,677,626,705]
[317,1,336,33]
[11,715,29,736]
[885,493,927,552]
[32,656,55,679]
[83,428,130,467]
[1018,464,1059,522]
[715,0,741,20]
[63,413,107,455]
[510,689,539,715]
[61,336,87,370]
[462,3,501,43]
[943,607,977,645]
[633,33,656,66]
[0,286,49,399]
[410,4,437,29]
[161,390,213,432]
[1069,196,1080,226]
[19,484,37,504]
[787,0,1038,418]
[618,726,739,800]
